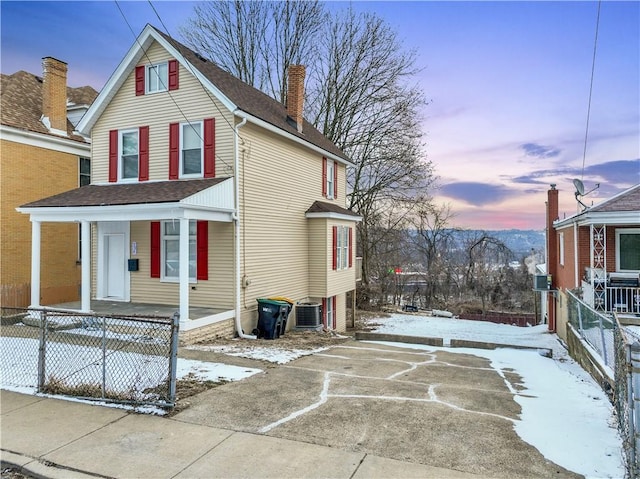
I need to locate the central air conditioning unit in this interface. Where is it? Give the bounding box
[295,303,322,329]
[533,274,551,291]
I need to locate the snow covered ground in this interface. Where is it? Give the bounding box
[365,313,626,479]
[186,344,328,364]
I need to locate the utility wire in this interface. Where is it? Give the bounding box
[146,0,244,145]
[580,0,601,181]
[114,0,234,172]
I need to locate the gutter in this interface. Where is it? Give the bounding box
[233,114,255,339]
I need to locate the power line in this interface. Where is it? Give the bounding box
[114,0,234,172]
[580,0,601,181]
[146,0,244,144]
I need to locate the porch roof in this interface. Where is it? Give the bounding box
[17,177,235,223]
[305,200,362,222]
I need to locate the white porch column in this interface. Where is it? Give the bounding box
[179,218,190,322]
[30,220,41,308]
[81,221,91,312]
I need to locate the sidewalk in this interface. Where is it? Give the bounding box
[0,390,486,479]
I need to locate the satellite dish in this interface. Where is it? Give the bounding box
[573,178,585,196]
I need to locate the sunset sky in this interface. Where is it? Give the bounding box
[2,1,638,230]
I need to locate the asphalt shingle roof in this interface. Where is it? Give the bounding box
[1,70,98,142]
[153,27,348,162]
[589,184,640,212]
[21,178,229,208]
[306,200,361,218]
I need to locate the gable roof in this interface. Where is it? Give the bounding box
[77,24,349,164]
[554,183,640,228]
[0,70,97,143]
[20,177,229,208]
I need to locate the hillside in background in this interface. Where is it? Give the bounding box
[448,229,546,258]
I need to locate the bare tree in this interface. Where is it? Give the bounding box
[180,2,435,303]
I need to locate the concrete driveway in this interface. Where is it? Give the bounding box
[175,340,579,478]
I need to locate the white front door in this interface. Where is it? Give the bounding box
[97,221,130,301]
[105,234,125,299]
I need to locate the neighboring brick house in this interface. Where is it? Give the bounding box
[543,183,640,339]
[18,25,361,340]
[0,58,97,307]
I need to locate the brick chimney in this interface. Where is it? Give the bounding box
[41,57,68,135]
[287,65,305,133]
[546,184,559,332]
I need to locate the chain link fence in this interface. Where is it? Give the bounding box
[567,290,615,369]
[614,322,639,479]
[0,307,179,408]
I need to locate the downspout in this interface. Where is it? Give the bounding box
[233,113,255,339]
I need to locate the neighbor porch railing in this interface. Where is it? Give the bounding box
[605,286,640,314]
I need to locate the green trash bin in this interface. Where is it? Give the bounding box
[256,298,289,339]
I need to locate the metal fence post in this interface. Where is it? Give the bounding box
[168,312,180,405]
[101,315,107,399]
[630,341,640,478]
[598,312,608,365]
[577,300,583,331]
[37,309,47,392]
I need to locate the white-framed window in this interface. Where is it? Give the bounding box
[326,159,335,199]
[162,220,197,281]
[180,121,203,177]
[146,62,168,94]
[559,232,565,266]
[616,228,640,271]
[324,296,335,330]
[336,226,349,270]
[119,129,139,180]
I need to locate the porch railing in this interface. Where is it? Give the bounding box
[605,286,640,314]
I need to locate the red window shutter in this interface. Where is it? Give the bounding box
[332,296,337,329]
[196,221,208,280]
[138,126,149,181]
[322,298,327,328]
[332,226,338,270]
[348,227,353,267]
[203,118,215,178]
[334,162,338,198]
[322,157,327,196]
[108,130,118,182]
[168,59,179,91]
[150,222,161,278]
[169,123,179,179]
[135,65,145,96]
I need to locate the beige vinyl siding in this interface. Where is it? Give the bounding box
[307,219,328,296]
[237,122,356,333]
[327,221,357,298]
[92,41,235,183]
[335,292,346,332]
[129,221,234,309]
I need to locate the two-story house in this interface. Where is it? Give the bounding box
[18,25,361,342]
[543,183,640,339]
[1,57,97,307]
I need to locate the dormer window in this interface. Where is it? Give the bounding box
[147,62,168,94]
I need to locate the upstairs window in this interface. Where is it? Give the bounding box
[181,122,203,177]
[136,59,179,96]
[79,157,90,186]
[322,157,338,200]
[120,129,139,180]
[169,118,215,180]
[109,127,148,183]
[147,62,168,94]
